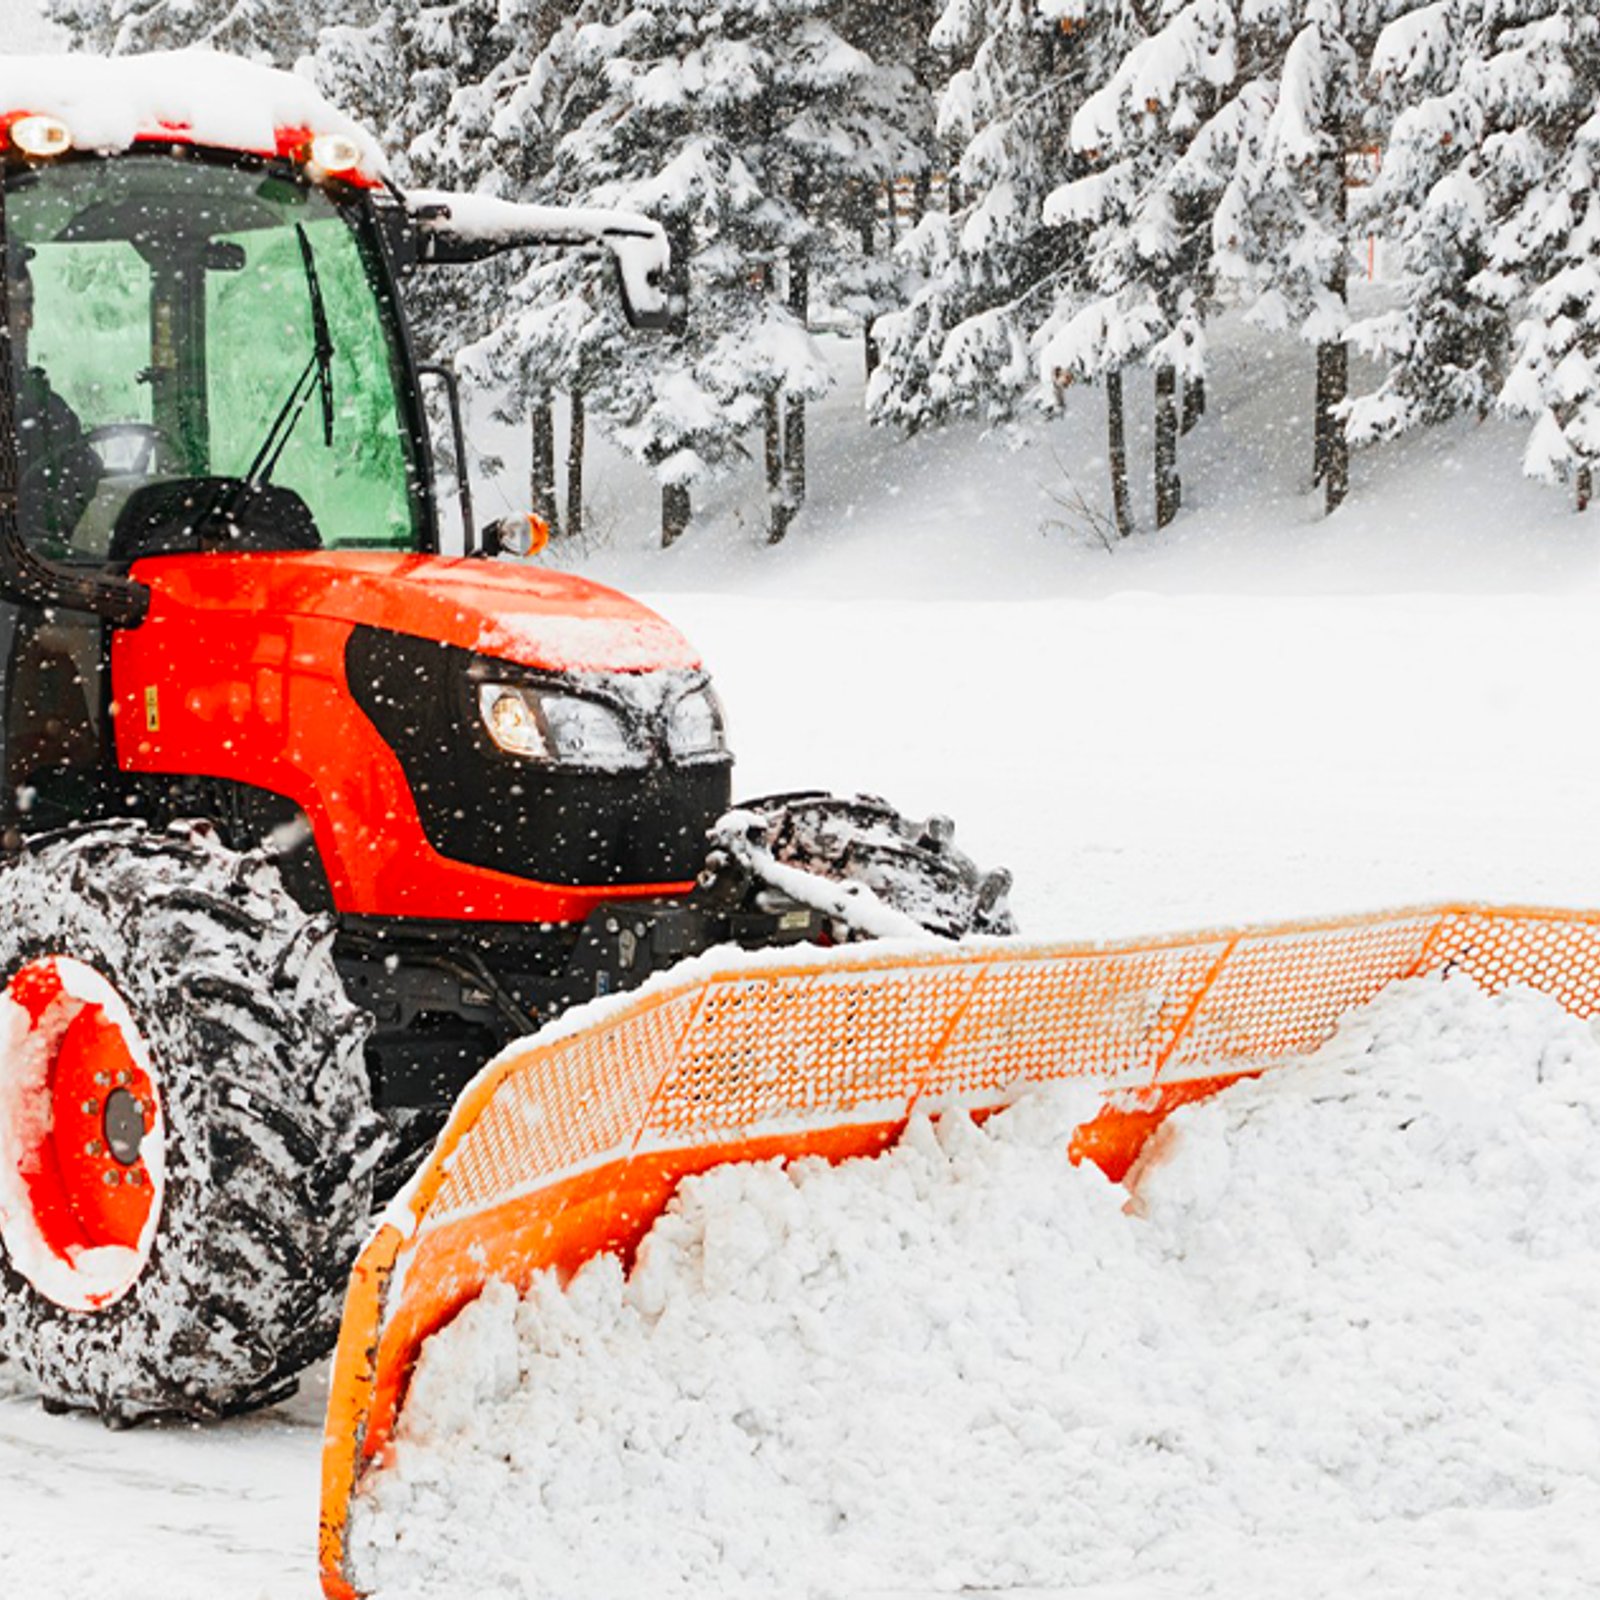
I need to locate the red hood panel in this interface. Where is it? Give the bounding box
[129,550,700,673]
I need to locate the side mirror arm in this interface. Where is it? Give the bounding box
[399,190,678,331]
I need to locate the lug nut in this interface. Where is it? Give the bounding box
[117,1070,131,1086]
[101,1171,118,1188]
[126,1171,143,1188]
[94,1072,109,1087]
[84,1139,102,1156]
[81,1098,99,1115]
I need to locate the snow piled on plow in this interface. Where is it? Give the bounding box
[349,976,1600,1599]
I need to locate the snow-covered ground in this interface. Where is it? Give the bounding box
[348,977,1600,1600]
[10,323,1600,1591]
[1,32,1599,1587]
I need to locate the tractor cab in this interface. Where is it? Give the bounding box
[6,150,429,567]
[0,64,679,852]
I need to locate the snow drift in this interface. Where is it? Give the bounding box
[348,974,1600,1599]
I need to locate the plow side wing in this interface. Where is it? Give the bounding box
[317,903,1600,1598]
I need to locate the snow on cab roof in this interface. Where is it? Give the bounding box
[0,51,385,177]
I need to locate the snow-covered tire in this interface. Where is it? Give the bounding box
[0,821,384,1424]
[716,792,1018,940]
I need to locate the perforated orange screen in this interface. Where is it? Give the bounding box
[317,903,1600,1598]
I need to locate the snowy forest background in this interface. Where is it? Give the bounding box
[11,0,1600,552]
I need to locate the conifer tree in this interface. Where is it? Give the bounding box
[869,1,1115,434]
[1040,0,1254,529]
[50,0,334,61]
[1491,4,1600,510]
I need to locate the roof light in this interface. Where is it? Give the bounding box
[309,132,364,180]
[9,115,71,159]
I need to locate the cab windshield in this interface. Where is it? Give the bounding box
[4,155,424,560]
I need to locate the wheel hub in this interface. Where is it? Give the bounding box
[0,956,164,1311]
[102,1087,147,1167]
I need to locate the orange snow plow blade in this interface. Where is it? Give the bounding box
[317,902,1600,1598]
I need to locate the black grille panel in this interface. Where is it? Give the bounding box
[346,627,731,888]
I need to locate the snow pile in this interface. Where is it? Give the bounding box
[352,973,1600,1598]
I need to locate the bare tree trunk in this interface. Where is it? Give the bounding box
[1314,85,1350,515]
[1108,369,1132,539]
[765,386,788,545]
[859,197,880,379]
[1318,339,1349,513]
[774,175,811,543]
[1181,374,1206,435]
[1579,463,1593,514]
[530,400,557,533]
[914,168,932,225]
[662,482,691,547]
[565,389,586,544]
[1155,363,1181,529]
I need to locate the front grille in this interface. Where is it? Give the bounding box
[346,627,731,887]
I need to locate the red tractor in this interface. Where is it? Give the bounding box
[0,54,1011,1425]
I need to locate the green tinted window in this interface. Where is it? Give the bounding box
[6,157,423,558]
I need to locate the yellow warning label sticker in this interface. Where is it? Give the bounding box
[144,686,160,733]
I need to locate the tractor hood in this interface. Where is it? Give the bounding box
[130,550,701,674]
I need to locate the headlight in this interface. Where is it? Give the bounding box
[478,685,547,758]
[477,682,647,770]
[667,686,726,760]
[539,692,647,770]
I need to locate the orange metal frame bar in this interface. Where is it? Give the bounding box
[316,902,1600,1598]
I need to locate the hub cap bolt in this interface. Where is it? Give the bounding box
[101,1171,118,1188]
[84,1139,102,1156]
[82,1098,99,1115]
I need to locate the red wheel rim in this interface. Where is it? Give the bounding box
[0,956,164,1311]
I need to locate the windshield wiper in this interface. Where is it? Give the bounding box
[244,223,336,486]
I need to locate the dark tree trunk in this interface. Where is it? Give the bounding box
[1316,339,1349,513]
[565,390,586,544]
[1155,364,1181,529]
[1314,81,1350,516]
[1579,462,1593,514]
[859,197,880,379]
[765,386,788,545]
[530,400,557,533]
[662,482,691,547]
[1181,374,1206,435]
[775,176,811,543]
[914,168,932,225]
[1108,369,1132,539]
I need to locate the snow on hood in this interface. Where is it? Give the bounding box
[135,550,702,675]
[0,52,384,174]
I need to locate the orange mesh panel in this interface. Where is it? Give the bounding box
[319,903,1600,1598]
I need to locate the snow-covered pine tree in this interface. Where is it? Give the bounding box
[1214,0,1404,514]
[49,0,335,61]
[869,1,1121,436]
[464,0,925,547]
[1481,3,1600,511]
[815,0,941,380]
[1351,2,1600,510]
[1345,2,1507,446]
[1038,0,1256,530]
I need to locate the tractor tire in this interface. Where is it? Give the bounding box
[721,791,1018,940]
[0,820,384,1424]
